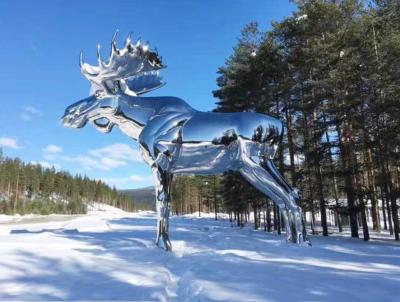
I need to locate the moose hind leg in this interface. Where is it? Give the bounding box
[239,158,306,244]
[278,204,304,244]
[152,166,173,251]
[261,159,310,244]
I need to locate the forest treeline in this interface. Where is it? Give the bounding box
[170,0,400,241]
[0,150,139,215]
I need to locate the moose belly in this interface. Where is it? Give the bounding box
[171,141,239,175]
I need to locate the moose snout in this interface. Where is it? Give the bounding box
[61,115,74,128]
[61,111,87,129]
[61,96,97,128]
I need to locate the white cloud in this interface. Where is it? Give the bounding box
[43,144,63,154]
[20,105,42,121]
[45,154,126,171]
[89,143,141,161]
[31,161,61,170]
[130,175,151,182]
[20,113,32,121]
[68,155,126,171]
[22,105,42,115]
[43,143,142,171]
[0,137,21,149]
[99,157,126,169]
[72,155,103,170]
[101,174,153,188]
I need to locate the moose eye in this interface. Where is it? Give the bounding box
[94,117,109,127]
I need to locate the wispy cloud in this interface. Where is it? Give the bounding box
[43,143,139,171]
[29,39,43,58]
[89,143,142,161]
[20,105,43,121]
[69,155,126,170]
[0,137,21,149]
[101,174,153,188]
[31,161,61,170]
[43,144,63,154]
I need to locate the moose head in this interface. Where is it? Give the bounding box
[62,31,165,133]
[62,96,118,133]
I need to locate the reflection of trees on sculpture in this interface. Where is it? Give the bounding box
[62,32,310,250]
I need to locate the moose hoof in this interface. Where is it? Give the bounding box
[156,231,172,251]
[155,240,172,251]
[163,235,172,251]
[298,233,312,246]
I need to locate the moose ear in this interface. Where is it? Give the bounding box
[125,73,165,95]
[119,79,137,96]
[89,83,105,96]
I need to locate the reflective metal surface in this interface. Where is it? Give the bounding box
[63,32,309,250]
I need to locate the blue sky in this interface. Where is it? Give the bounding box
[0,0,295,189]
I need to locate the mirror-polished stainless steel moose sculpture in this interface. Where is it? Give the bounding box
[62,32,310,250]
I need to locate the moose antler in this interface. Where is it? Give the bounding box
[80,31,166,96]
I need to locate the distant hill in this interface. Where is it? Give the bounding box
[120,186,155,210]
[0,152,135,215]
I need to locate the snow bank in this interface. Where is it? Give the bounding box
[181,212,229,220]
[0,211,399,301]
[86,202,128,215]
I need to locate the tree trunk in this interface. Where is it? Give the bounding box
[366,147,380,231]
[198,193,201,217]
[7,181,11,203]
[387,163,400,240]
[214,177,218,220]
[381,162,393,234]
[381,187,388,230]
[311,208,316,235]
[266,202,272,232]
[14,172,19,214]
[253,204,258,229]
[322,109,343,232]
[316,164,328,236]
[275,205,281,234]
[284,99,297,186]
[353,154,369,241]
[390,193,399,241]
[338,123,359,238]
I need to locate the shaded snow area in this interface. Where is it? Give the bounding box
[0,209,399,301]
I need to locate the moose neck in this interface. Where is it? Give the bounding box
[108,95,195,141]
[108,97,150,140]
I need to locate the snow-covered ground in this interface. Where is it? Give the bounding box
[0,206,399,301]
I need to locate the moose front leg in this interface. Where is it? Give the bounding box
[152,166,173,251]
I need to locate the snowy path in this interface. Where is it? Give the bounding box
[0,210,399,301]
